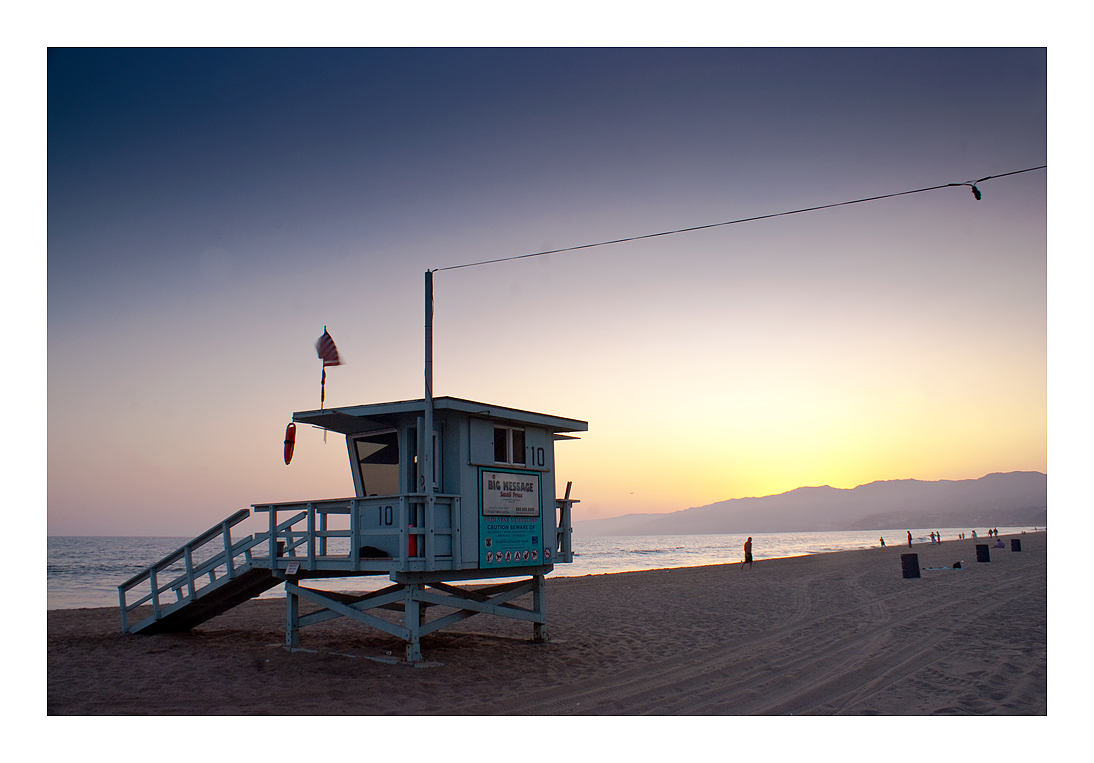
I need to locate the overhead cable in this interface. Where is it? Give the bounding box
[434,164,1046,273]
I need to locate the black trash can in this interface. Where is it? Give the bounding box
[976,544,990,563]
[901,553,921,579]
[1011,538,1022,552]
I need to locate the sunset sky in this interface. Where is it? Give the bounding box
[45,47,1048,536]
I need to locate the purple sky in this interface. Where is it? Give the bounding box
[45,48,1048,535]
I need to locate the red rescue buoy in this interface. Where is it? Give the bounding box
[284,422,296,465]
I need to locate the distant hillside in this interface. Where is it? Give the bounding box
[574,472,1047,536]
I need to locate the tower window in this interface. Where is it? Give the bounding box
[493,426,526,465]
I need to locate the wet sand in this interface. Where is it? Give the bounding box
[47,532,1046,715]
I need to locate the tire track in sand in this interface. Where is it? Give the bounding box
[815,572,1042,715]
[670,572,1032,715]
[459,567,1032,714]
[458,572,825,715]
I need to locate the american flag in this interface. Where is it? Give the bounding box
[315,330,342,367]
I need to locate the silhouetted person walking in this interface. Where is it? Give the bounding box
[907,531,912,548]
[741,536,753,571]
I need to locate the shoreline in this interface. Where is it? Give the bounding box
[48,531,1046,715]
[46,526,1045,611]
[552,529,1046,579]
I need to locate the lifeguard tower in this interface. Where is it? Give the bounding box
[119,274,586,661]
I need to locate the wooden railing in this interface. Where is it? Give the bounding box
[251,498,353,565]
[554,481,577,563]
[117,509,262,633]
[119,484,577,632]
[251,494,463,572]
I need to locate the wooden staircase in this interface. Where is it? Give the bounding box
[128,566,279,634]
[119,509,276,634]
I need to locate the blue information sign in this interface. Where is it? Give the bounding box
[479,467,542,568]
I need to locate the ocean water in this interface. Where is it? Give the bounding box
[47,525,1041,611]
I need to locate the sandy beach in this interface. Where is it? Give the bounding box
[47,532,1046,715]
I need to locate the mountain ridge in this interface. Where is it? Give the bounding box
[574,471,1047,536]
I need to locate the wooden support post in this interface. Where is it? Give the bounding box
[268,505,277,563]
[119,588,129,633]
[307,503,316,567]
[222,520,236,578]
[286,585,300,647]
[184,545,196,600]
[150,568,161,619]
[425,497,435,571]
[405,584,423,662]
[452,496,462,568]
[351,499,361,569]
[533,573,548,642]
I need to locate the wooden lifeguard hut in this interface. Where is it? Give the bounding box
[119,273,586,661]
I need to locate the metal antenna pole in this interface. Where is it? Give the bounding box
[423,270,435,527]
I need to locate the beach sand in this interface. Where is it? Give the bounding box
[47,532,1046,715]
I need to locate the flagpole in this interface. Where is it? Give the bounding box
[314,327,343,444]
[320,325,327,411]
[320,325,328,444]
[321,364,327,444]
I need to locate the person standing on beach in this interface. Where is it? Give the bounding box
[880,537,885,547]
[907,531,913,548]
[741,537,753,571]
